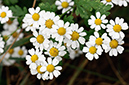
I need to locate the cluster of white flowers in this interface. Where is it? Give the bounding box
[0,0,128,81]
[0,5,27,66]
[83,12,128,61]
[101,0,129,8]
[23,6,86,80]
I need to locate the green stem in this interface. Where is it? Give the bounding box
[65,63,119,82]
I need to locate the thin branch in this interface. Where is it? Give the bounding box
[32,0,37,8]
[106,54,127,85]
[0,29,23,63]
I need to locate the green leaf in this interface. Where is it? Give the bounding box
[75,0,111,19]
[39,2,57,12]
[3,0,18,5]
[63,15,74,23]
[10,5,27,17]
[5,35,32,52]
[41,0,56,5]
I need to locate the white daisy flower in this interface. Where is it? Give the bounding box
[22,7,45,28]
[82,41,103,61]
[13,46,27,58]
[52,20,72,43]
[22,22,36,32]
[6,29,24,45]
[44,41,66,61]
[40,57,62,80]
[103,37,124,56]
[1,30,12,45]
[2,58,15,66]
[101,0,117,8]
[0,34,5,53]
[3,18,18,32]
[66,23,86,49]
[30,61,49,80]
[117,0,129,7]
[106,17,128,39]
[40,11,60,37]
[26,48,46,69]
[88,32,109,51]
[55,0,74,13]
[0,6,12,24]
[67,47,83,60]
[88,12,108,31]
[30,29,50,51]
[3,47,18,60]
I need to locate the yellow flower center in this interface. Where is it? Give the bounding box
[32,13,40,21]
[106,0,111,2]
[31,54,38,62]
[12,32,18,38]
[36,35,44,44]
[8,49,14,54]
[113,24,122,32]
[37,65,43,74]
[110,40,118,48]
[58,27,66,35]
[7,19,13,25]
[49,47,59,57]
[89,46,97,54]
[61,1,69,8]
[95,38,103,45]
[95,19,102,25]
[18,50,24,56]
[45,19,54,29]
[3,35,9,41]
[1,12,6,18]
[47,64,55,72]
[71,31,79,41]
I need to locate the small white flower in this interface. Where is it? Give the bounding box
[101,0,117,8]
[67,47,83,60]
[88,32,109,52]
[3,18,18,32]
[6,29,24,45]
[40,11,60,37]
[0,34,5,53]
[45,41,66,61]
[106,17,128,39]
[13,46,27,58]
[2,58,15,66]
[66,23,86,49]
[26,48,46,69]
[0,6,12,24]
[117,0,129,7]
[88,12,108,31]
[55,0,74,13]
[30,61,49,80]
[82,42,103,61]
[22,7,44,28]
[103,37,124,56]
[30,29,50,51]
[52,20,72,43]
[40,57,62,80]
[22,22,36,32]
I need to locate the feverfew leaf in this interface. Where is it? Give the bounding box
[75,0,111,19]
[39,2,57,12]
[3,0,18,5]
[63,15,74,23]
[10,5,27,17]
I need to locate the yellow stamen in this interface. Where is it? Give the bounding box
[47,64,55,72]
[89,46,97,54]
